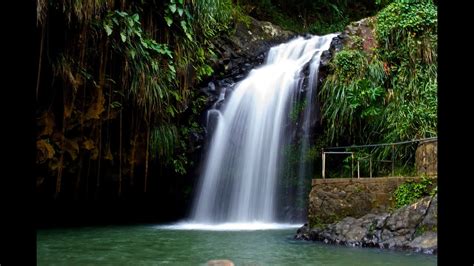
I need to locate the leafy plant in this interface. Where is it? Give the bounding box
[36,0,240,199]
[393,176,432,208]
[165,0,194,41]
[103,10,177,116]
[376,0,437,45]
[318,0,437,173]
[194,0,233,38]
[320,50,386,144]
[375,0,437,162]
[150,125,178,159]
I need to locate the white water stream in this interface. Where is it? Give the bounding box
[190,34,336,227]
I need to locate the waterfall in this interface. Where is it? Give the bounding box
[191,34,336,224]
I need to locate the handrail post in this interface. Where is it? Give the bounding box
[322,150,325,179]
[369,155,372,178]
[351,152,354,178]
[357,159,360,179]
[391,145,395,177]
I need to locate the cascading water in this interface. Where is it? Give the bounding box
[190,34,336,226]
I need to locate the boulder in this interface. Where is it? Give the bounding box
[207,259,235,266]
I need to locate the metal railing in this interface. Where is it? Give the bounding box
[321,137,437,179]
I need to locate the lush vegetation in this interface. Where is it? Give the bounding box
[236,0,379,34]
[36,0,234,200]
[393,176,435,208]
[318,0,437,176]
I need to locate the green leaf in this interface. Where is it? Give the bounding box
[116,11,127,17]
[178,0,183,4]
[165,16,173,27]
[186,32,193,41]
[184,9,192,20]
[160,46,173,58]
[130,49,136,59]
[120,32,127,42]
[104,24,113,36]
[158,87,163,99]
[166,106,176,117]
[132,13,139,22]
[180,21,193,40]
[169,4,177,13]
[170,90,180,101]
[110,101,122,108]
[151,61,158,71]
[168,64,176,74]
[178,7,183,16]
[127,17,134,28]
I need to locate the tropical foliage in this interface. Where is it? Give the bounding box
[318,0,437,173]
[36,0,233,198]
[393,176,434,207]
[237,0,379,34]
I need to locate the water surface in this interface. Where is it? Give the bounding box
[37,224,436,265]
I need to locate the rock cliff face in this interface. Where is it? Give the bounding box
[296,194,437,254]
[340,17,377,55]
[209,17,295,84]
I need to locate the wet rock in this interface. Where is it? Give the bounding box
[342,17,377,56]
[320,35,344,67]
[407,232,437,254]
[207,81,216,92]
[206,16,295,88]
[227,17,294,58]
[420,193,437,231]
[384,196,431,233]
[297,194,437,254]
[294,223,311,240]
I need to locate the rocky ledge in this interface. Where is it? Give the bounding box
[295,194,437,254]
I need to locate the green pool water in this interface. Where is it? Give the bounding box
[37,224,436,265]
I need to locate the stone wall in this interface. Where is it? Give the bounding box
[308,177,437,227]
